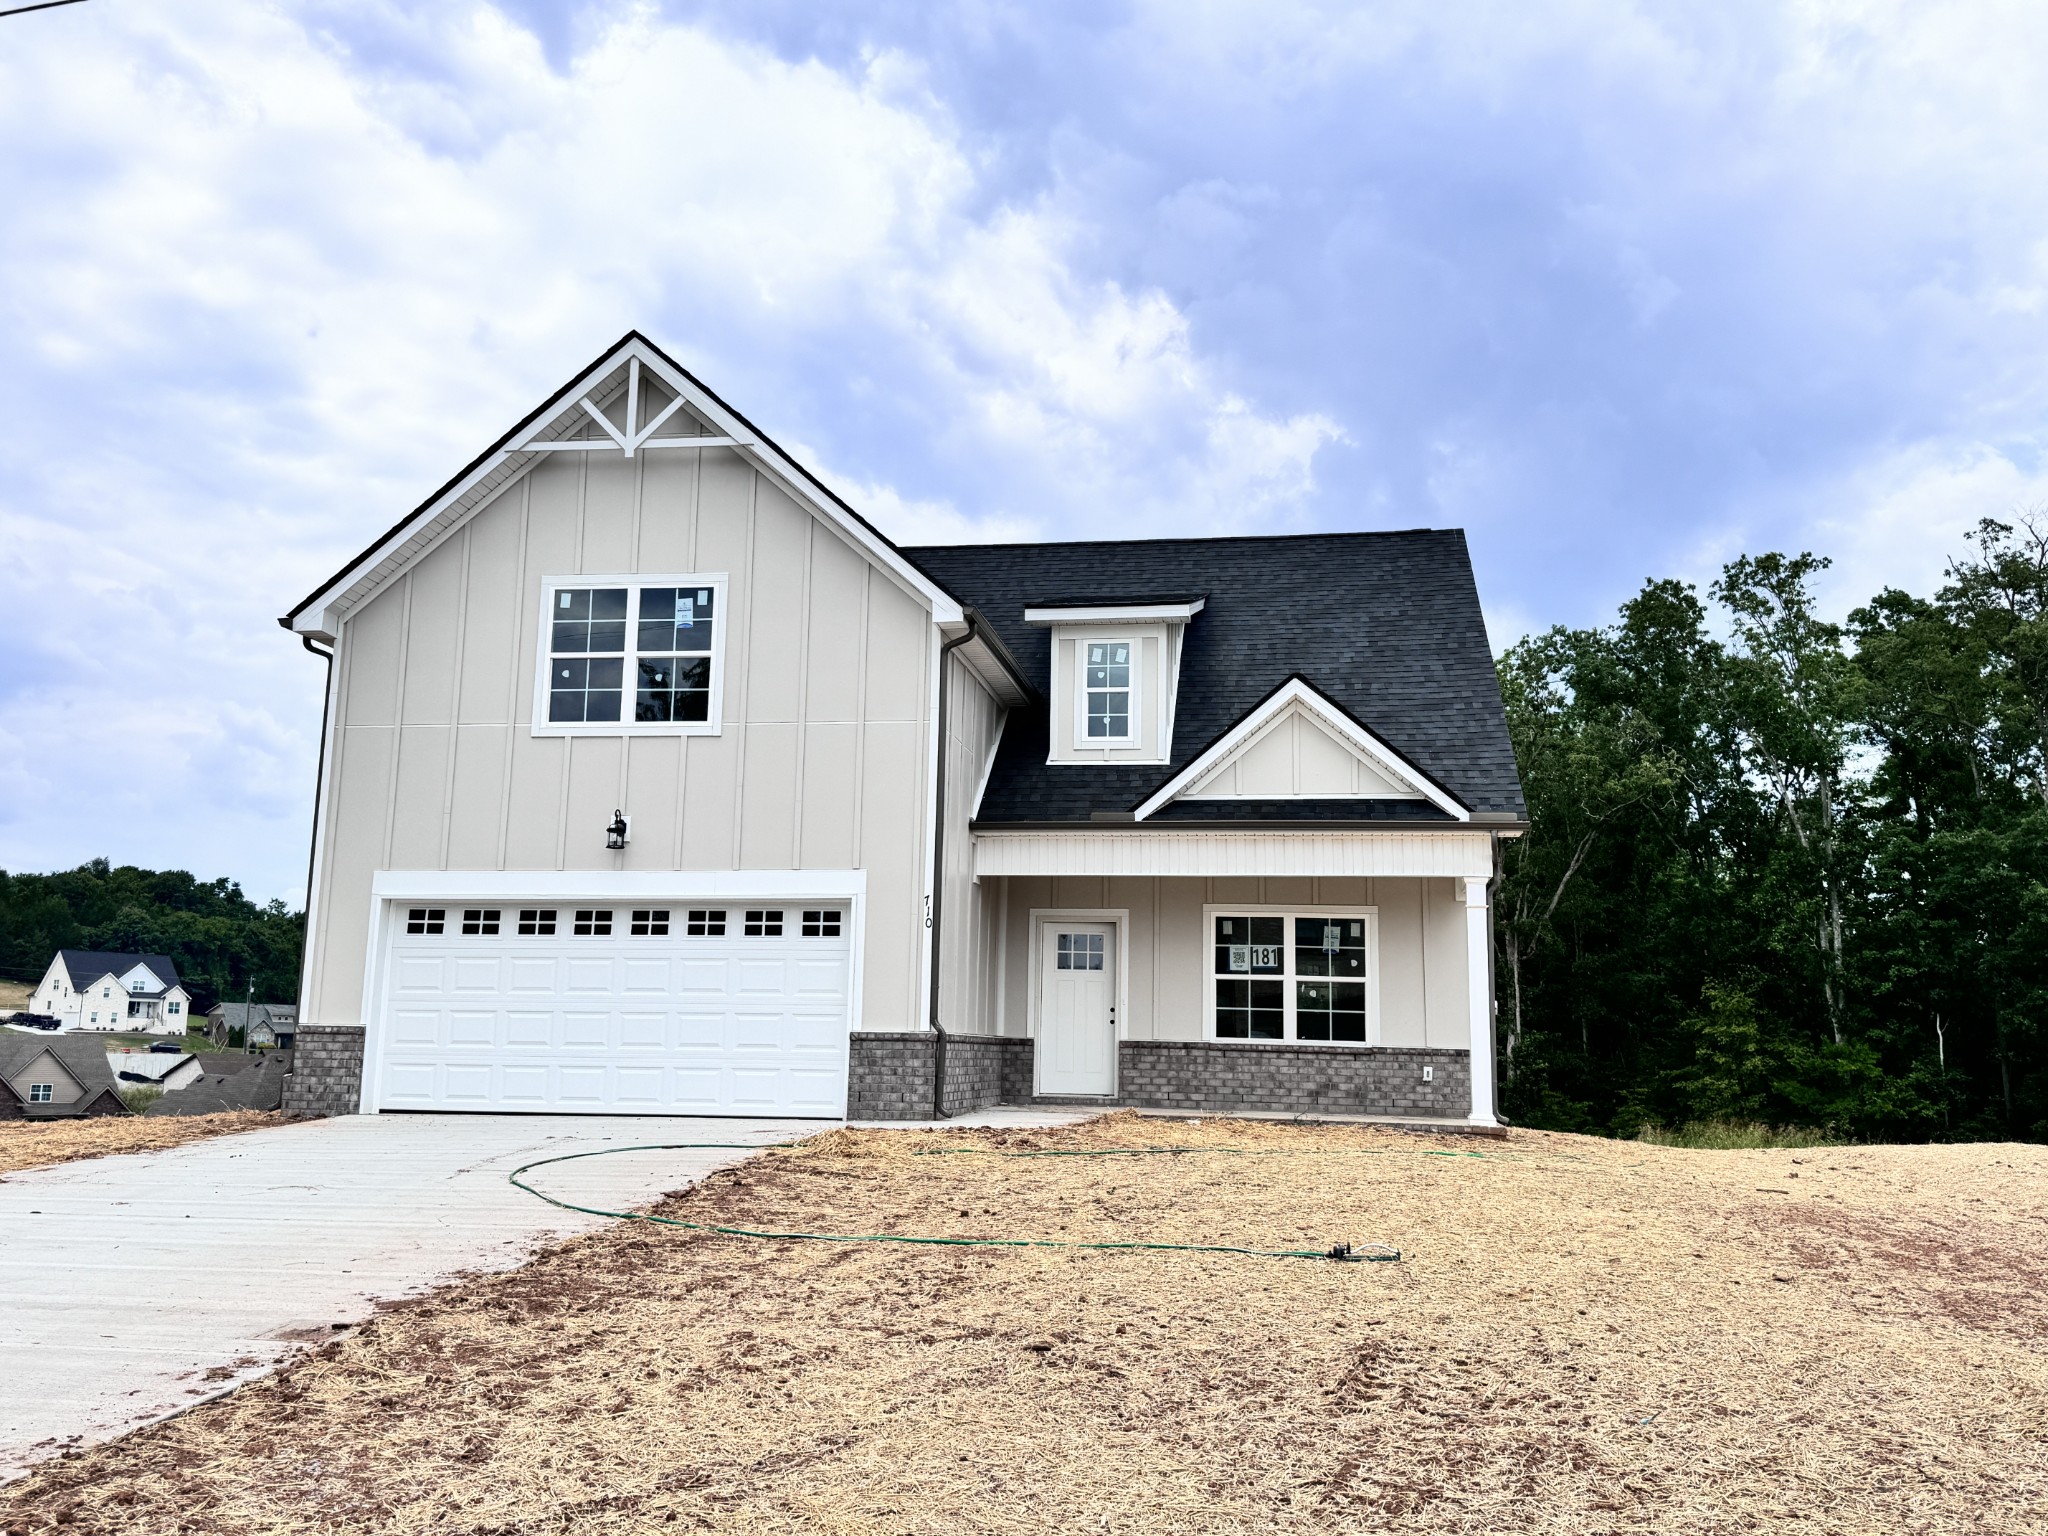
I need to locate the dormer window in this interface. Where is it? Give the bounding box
[1085,642,1132,739]
[1026,598,1204,766]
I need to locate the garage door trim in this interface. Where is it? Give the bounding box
[359,870,867,1116]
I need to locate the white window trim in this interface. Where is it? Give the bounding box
[29,1083,54,1103]
[1200,903,1381,1046]
[529,573,729,738]
[1074,635,1139,746]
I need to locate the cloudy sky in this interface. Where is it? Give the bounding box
[4,0,2048,901]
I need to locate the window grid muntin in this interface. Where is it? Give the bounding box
[406,907,445,935]
[1212,913,1372,1044]
[686,909,727,937]
[573,909,613,937]
[631,909,671,937]
[461,908,501,936]
[518,908,557,936]
[538,576,725,734]
[1084,640,1132,739]
[633,586,716,723]
[29,1083,53,1103]
[1056,932,1105,971]
[801,909,842,938]
[547,587,628,723]
[744,909,784,937]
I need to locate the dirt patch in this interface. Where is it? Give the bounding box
[3,1115,2044,1534]
[0,1111,276,1178]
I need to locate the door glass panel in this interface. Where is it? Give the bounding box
[1056,932,1105,971]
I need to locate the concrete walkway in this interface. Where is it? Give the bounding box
[0,1113,812,1480]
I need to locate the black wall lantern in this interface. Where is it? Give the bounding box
[606,810,629,850]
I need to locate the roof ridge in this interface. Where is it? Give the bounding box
[902,527,1460,554]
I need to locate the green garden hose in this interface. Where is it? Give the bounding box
[508,1141,1398,1263]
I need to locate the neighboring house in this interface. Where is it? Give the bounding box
[29,952,192,1035]
[0,1033,127,1119]
[109,1050,205,1091]
[205,1003,298,1049]
[279,333,1526,1126]
[144,1053,289,1117]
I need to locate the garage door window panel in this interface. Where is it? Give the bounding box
[379,891,853,1116]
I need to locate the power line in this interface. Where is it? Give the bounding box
[0,0,88,17]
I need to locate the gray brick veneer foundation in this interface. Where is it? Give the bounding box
[846,1031,1031,1120]
[846,1033,1470,1120]
[281,1024,366,1118]
[1115,1040,1470,1118]
[277,1028,1468,1123]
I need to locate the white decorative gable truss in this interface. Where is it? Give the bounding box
[1133,677,1469,822]
[282,333,988,665]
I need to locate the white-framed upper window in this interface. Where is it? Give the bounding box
[532,575,727,736]
[29,1083,53,1103]
[1204,907,1379,1046]
[1081,639,1134,741]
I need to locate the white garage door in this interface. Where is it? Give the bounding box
[376,902,851,1116]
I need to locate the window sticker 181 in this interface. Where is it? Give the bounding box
[1227,944,1281,972]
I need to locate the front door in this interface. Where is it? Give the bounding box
[1038,923,1117,1096]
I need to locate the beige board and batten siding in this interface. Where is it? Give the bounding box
[989,875,1471,1049]
[1182,702,1422,799]
[302,447,938,1035]
[6,1051,84,1105]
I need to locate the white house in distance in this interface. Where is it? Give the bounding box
[31,951,192,1035]
[278,333,1526,1125]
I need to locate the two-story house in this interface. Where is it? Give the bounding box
[279,333,1525,1125]
[30,952,192,1035]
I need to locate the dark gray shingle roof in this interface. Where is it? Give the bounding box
[0,1032,121,1096]
[902,529,1526,824]
[208,1003,297,1031]
[58,951,182,993]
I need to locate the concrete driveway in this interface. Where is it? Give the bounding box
[0,1113,812,1480]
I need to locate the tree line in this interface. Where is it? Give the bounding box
[0,859,303,1013]
[1497,517,2048,1143]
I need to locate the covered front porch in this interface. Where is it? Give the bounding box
[851,827,1504,1125]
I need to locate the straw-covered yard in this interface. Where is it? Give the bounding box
[3,1113,2044,1534]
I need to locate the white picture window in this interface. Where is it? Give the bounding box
[534,575,726,735]
[29,1083,53,1103]
[1210,913,1375,1044]
[1084,641,1132,739]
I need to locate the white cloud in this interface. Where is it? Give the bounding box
[1807,440,2048,618]
[0,1,1340,896]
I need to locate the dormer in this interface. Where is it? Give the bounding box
[1024,598,1204,766]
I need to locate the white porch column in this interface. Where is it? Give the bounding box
[1461,875,1499,1126]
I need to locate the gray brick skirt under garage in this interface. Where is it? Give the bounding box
[281,1025,367,1118]
[845,1033,1471,1121]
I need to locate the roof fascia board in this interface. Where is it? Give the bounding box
[627,340,963,624]
[285,341,648,632]
[1133,677,1471,823]
[285,332,967,639]
[1023,600,1206,625]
